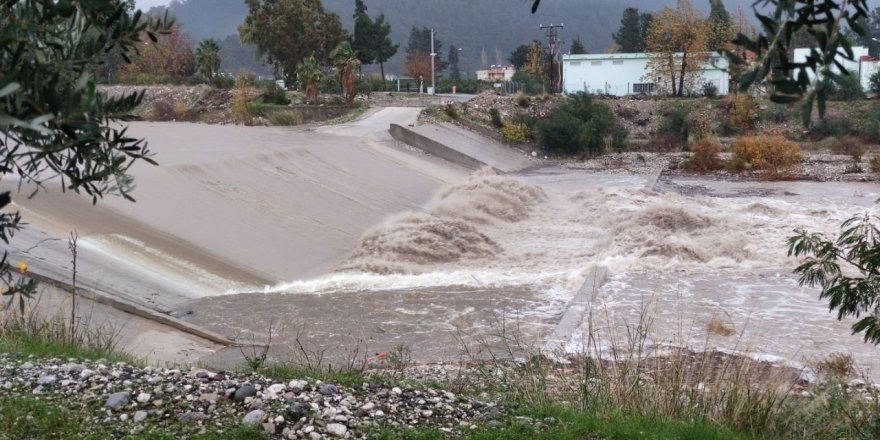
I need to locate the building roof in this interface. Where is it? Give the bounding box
[563,51,727,61]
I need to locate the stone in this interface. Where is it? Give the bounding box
[80,369,95,380]
[262,422,276,434]
[391,387,402,395]
[309,433,322,440]
[288,379,308,392]
[326,423,348,438]
[106,392,130,410]
[288,402,308,420]
[242,409,266,426]
[36,375,57,386]
[177,411,207,422]
[360,402,375,411]
[136,393,152,404]
[198,393,218,403]
[20,362,34,369]
[133,411,148,423]
[267,383,286,396]
[317,384,339,396]
[234,384,257,402]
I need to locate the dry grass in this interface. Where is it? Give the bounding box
[706,316,736,336]
[729,135,803,180]
[816,352,855,377]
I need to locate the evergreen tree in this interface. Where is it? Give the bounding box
[708,0,733,51]
[372,14,397,83]
[639,13,653,52]
[351,0,375,68]
[448,45,461,82]
[570,36,587,54]
[405,27,445,79]
[509,44,531,68]
[481,47,489,68]
[613,7,642,53]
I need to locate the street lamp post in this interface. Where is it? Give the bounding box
[430,28,436,95]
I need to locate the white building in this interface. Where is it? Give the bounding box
[562,52,730,96]
[793,46,879,92]
[476,65,517,82]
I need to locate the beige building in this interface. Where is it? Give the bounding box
[476,65,516,82]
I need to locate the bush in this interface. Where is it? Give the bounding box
[686,108,715,143]
[269,110,303,126]
[151,100,175,121]
[232,86,260,125]
[871,70,880,96]
[610,125,629,152]
[261,82,290,105]
[515,92,531,108]
[511,71,545,95]
[489,108,503,128]
[658,102,694,147]
[702,82,718,98]
[510,113,537,130]
[729,135,802,179]
[173,102,193,121]
[830,136,866,161]
[732,94,755,130]
[825,73,865,101]
[871,156,880,173]
[758,103,789,124]
[443,103,459,120]
[812,114,854,139]
[501,121,531,144]
[684,138,722,172]
[212,74,235,89]
[537,92,617,156]
[234,70,258,88]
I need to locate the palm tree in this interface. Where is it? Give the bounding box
[331,41,361,103]
[296,55,323,104]
[195,38,221,81]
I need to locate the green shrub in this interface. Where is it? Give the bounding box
[702,82,719,98]
[871,156,880,173]
[611,125,630,152]
[871,70,880,96]
[212,74,235,89]
[501,121,531,144]
[269,110,302,126]
[515,92,531,108]
[658,102,694,144]
[537,92,617,156]
[261,82,290,105]
[443,103,459,120]
[510,113,537,130]
[234,71,257,88]
[511,71,545,95]
[489,108,503,128]
[812,115,854,138]
[825,73,865,101]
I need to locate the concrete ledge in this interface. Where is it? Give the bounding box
[25,271,237,347]
[389,123,490,171]
[542,266,609,355]
[645,169,663,192]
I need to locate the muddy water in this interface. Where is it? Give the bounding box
[185,169,880,378]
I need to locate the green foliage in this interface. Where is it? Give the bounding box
[443,103,459,120]
[509,43,533,69]
[195,38,221,81]
[489,108,503,128]
[0,0,171,309]
[789,214,880,344]
[826,73,866,101]
[871,70,880,95]
[728,0,872,125]
[296,55,323,104]
[537,92,618,156]
[351,0,397,82]
[331,41,361,103]
[260,82,290,105]
[211,74,235,89]
[613,7,644,52]
[511,71,545,95]
[569,37,587,55]
[702,82,719,98]
[501,122,531,144]
[239,0,345,87]
[708,0,733,51]
[268,110,302,126]
[658,102,696,145]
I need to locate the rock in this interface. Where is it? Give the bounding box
[133,411,148,423]
[178,411,207,422]
[267,383,286,396]
[106,392,130,410]
[80,369,95,380]
[326,423,348,438]
[309,432,322,440]
[288,402,309,420]
[20,362,34,369]
[198,393,218,403]
[288,379,308,392]
[136,392,152,403]
[360,402,375,411]
[317,384,339,396]
[391,387,402,395]
[262,422,276,434]
[242,409,266,426]
[36,375,57,386]
[234,383,257,402]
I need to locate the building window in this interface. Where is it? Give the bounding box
[570,61,581,66]
[612,60,624,65]
[633,83,655,94]
[591,61,602,66]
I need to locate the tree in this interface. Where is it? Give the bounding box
[852,7,880,57]
[118,22,196,81]
[613,7,642,53]
[404,51,432,83]
[570,36,587,55]
[239,0,345,86]
[708,0,734,52]
[405,27,445,79]
[789,214,880,344]
[448,45,461,82]
[871,70,880,96]
[331,41,360,103]
[524,41,546,79]
[644,0,711,97]
[371,14,398,83]
[481,48,489,69]
[196,38,221,81]
[1,1,170,310]
[509,44,530,68]
[351,0,375,70]
[296,55,323,104]
[639,13,653,52]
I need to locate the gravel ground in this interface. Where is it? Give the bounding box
[0,355,520,439]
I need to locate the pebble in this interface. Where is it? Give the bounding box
[133,411,148,423]
[106,392,130,410]
[326,423,348,438]
[234,383,257,402]
[136,392,152,403]
[36,375,57,386]
[242,409,265,425]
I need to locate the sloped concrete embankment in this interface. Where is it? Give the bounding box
[390,123,490,171]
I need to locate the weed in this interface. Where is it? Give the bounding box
[501,121,531,144]
[685,138,722,173]
[706,316,736,336]
[816,352,854,377]
[151,101,175,121]
[515,92,531,108]
[729,135,802,179]
[443,103,459,120]
[872,156,880,173]
[830,136,866,162]
[269,110,303,126]
[489,108,503,128]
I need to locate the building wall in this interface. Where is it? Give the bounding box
[562,53,730,97]
[861,59,879,92]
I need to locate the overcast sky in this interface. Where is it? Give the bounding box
[135,0,170,10]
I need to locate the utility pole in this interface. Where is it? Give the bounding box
[430,28,436,95]
[540,22,564,93]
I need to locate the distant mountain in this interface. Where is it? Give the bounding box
[153,0,757,77]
